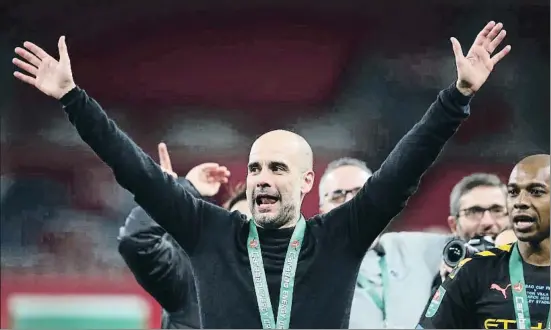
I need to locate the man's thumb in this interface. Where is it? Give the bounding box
[58,36,70,63]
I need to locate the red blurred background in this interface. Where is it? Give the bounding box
[1,0,549,327]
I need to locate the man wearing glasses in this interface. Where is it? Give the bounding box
[438,173,510,283]
[318,162,509,329]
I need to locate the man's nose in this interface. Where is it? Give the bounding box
[479,211,495,231]
[513,191,530,210]
[255,170,272,188]
[256,181,270,189]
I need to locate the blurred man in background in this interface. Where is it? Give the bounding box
[342,172,509,328]
[437,173,510,285]
[222,183,249,216]
[318,157,373,215]
[118,143,238,329]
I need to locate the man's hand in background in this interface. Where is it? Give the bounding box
[439,261,454,283]
[158,142,231,197]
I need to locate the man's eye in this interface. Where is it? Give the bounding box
[531,189,545,196]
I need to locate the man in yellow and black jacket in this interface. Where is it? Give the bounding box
[417,155,550,329]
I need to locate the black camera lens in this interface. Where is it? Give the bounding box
[442,239,466,268]
[442,235,495,269]
[446,245,463,264]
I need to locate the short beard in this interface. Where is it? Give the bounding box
[253,203,295,229]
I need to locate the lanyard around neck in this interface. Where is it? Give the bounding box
[247,217,306,329]
[509,243,550,329]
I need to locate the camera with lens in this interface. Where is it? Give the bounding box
[442,235,495,268]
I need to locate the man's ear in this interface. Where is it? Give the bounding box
[301,170,315,195]
[447,216,458,234]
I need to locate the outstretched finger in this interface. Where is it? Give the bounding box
[23,41,52,60]
[210,172,230,183]
[12,58,38,76]
[158,142,173,172]
[217,167,231,177]
[13,71,36,86]
[473,21,496,46]
[450,37,465,61]
[207,168,231,182]
[15,47,41,68]
[198,163,221,171]
[205,166,227,177]
[485,23,503,46]
[491,45,511,66]
[487,30,506,54]
[58,36,70,64]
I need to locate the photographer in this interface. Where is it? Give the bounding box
[435,173,510,289]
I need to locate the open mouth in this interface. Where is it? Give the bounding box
[255,194,279,207]
[512,214,536,231]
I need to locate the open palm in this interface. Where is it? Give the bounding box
[451,21,511,96]
[13,36,76,100]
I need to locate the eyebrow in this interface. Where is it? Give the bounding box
[508,182,549,189]
[463,204,505,209]
[247,161,290,172]
[269,161,289,171]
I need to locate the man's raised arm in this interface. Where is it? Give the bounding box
[323,21,511,253]
[12,36,231,253]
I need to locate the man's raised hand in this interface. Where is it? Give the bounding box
[158,142,231,196]
[450,21,511,96]
[13,36,76,99]
[186,163,231,197]
[158,142,179,178]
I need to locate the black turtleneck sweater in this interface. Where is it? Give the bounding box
[59,83,471,328]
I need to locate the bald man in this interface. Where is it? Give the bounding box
[417,154,550,329]
[14,21,510,328]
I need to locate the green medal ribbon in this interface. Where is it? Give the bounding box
[356,255,388,322]
[379,255,389,322]
[509,243,551,329]
[247,217,306,329]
